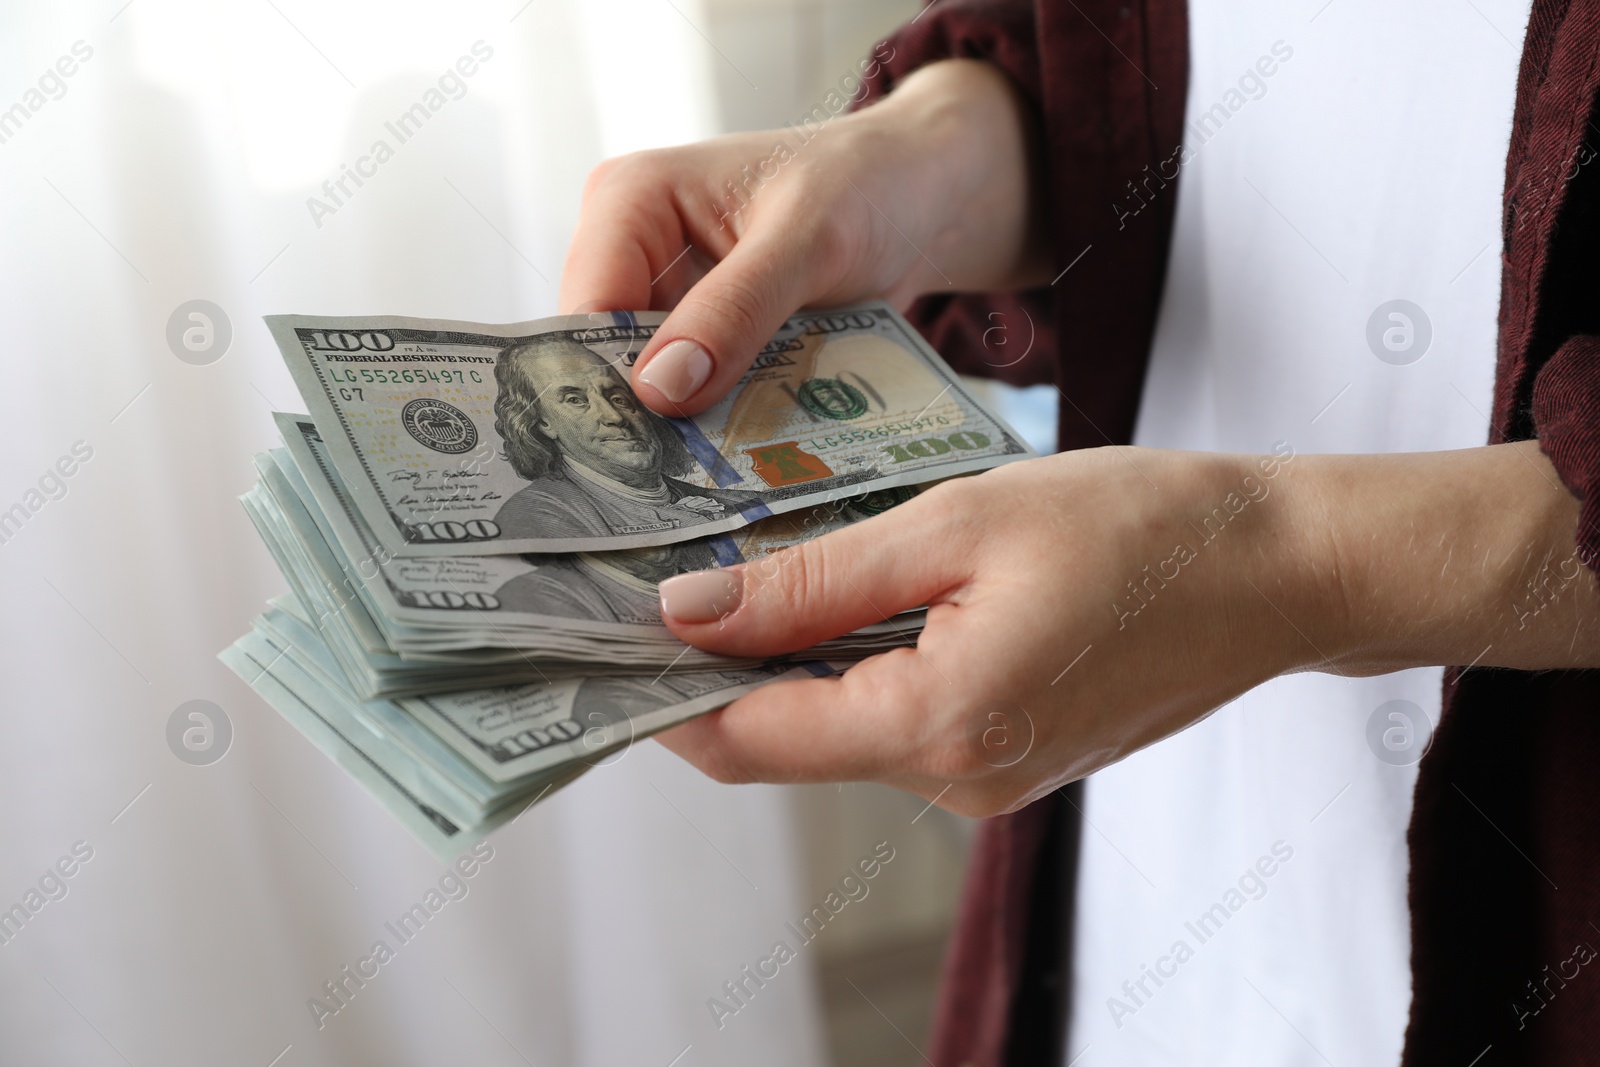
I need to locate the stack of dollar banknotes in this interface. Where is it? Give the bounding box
[222,303,1031,857]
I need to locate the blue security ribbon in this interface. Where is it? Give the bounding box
[707,533,744,567]
[669,416,747,489]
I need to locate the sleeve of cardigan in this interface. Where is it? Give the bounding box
[854,0,1058,389]
[1532,334,1600,571]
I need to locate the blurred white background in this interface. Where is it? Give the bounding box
[0,1,1001,1065]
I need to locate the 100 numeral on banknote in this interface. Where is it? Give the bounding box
[267,303,1031,556]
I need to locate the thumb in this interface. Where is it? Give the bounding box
[631,232,813,415]
[656,496,968,658]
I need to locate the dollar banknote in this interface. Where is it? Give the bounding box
[239,415,924,698]
[221,602,835,859]
[266,302,1031,556]
[270,411,920,647]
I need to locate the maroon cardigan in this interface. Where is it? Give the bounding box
[858,1,1600,1063]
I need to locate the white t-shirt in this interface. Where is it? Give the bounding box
[1064,0,1530,1063]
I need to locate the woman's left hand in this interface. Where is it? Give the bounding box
[652,441,1600,815]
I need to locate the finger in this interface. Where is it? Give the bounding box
[558,180,682,314]
[630,230,815,414]
[653,650,945,783]
[656,490,972,658]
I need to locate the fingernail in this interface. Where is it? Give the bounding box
[638,339,712,403]
[659,568,743,624]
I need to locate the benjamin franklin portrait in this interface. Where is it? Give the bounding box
[491,336,758,541]
[494,539,725,625]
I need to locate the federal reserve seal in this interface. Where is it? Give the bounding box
[401,398,478,454]
[797,377,869,420]
[844,485,914,519]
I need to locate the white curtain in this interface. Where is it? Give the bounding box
[0,2,829,1063]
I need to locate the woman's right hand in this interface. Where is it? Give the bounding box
[558,58,1047,417]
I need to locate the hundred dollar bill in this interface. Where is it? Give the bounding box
[265,302,1031,556]
[221,603,839,856]
[240,445,920,697]
[222,624,587,859]
[399,657,836,784]
[270,411,920,645]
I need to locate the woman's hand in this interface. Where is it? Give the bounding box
[653,448,1322,816]
[652,442,1600,816]
[559,59,1048,415]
